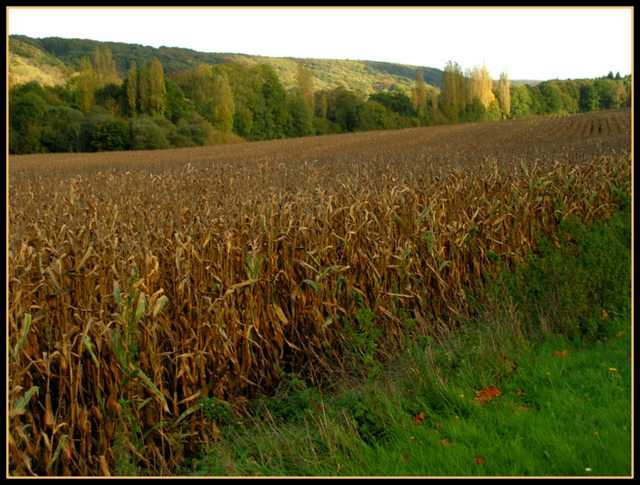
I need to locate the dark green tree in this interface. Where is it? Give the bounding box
[579,82,599,112]
[359,101,387,131]
[253,64,289,139]
[129,115,170,150]
[331,87,365,132]
[164,79,192,124]
[286,94,315,138]
[369,91,416,118]
[9,85,47,154]
[40,105,84,152]
[81,108,130,152]
[176,112,213,146]
[594,78,625,110]
[538,83,564,114]
[461,97,487,123]
[508,84,532,118]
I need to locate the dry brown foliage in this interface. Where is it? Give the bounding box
[8,109,631,475]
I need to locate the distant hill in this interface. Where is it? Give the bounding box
[9,34,444,93]
[8,37,76,87]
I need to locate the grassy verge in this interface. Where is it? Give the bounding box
[182,206,632,477]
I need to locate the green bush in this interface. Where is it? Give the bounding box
[201,397,235,427]
[495,209,631,341]
[81,109,130,152]
[176,113,212,146]
[259,373,317,423]
[40,105,84,153]
[130,115,171,150]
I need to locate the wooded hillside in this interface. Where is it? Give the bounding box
[9,35,443,92]
[8,35,631,156]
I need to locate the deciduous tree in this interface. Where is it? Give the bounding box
[467,63,493,110]
[412,69,427,122]
[496,70,511,118]
[126,62,138,117]
[297,63,315,114]
[148,58,167,117]
[210,72,235,133]
[91,46,118,88]
[440,61,467,123]
[76,57,96,113]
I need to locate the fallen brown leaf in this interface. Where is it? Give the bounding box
[412,412,425,425]
[474,385,502,403]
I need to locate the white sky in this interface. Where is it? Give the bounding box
[7,6,634,81]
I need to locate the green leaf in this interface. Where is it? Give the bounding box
[48,434,69,470]
[416,202,435,227]
[319,265,345,282]
[14,313,32,355]
[136,368,170,413]
[174,403,203,427]
[120,367,141,390]
[113,280,122,306]
[301,279,320,295]
[12,386,39,413]
[137,397,154,410]
[143,421,169,441]
[322,315,335,328]
[133,293,146,325]
[82,335,100,369]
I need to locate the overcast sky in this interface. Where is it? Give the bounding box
[7,7,634,81]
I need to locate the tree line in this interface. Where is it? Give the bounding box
[9,46,631,155]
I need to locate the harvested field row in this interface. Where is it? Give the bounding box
[8,108,632,476]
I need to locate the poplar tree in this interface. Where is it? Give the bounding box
[91,46,118,88]
[148,58,167,117]
[497,70,511,119]
[317,92,328,119]
[480,64,494,110]
[412,70,427,123]
[76,57,96,113]
[75,47,118,113]
[440,61,467,123]
[126,62,138,117]
[297,63,315,114]
[467,63,493,110]
[138,63,150,115]
[210,71,235,133]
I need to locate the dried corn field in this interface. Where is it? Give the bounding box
[8,108,632,476]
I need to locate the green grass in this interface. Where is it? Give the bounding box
[344,332,631,477]
[181,207,632,478]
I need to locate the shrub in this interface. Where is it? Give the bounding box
[496,209,631,341]
[81,109,130,152]
[40,106,84,153]
[130,116,171,150]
